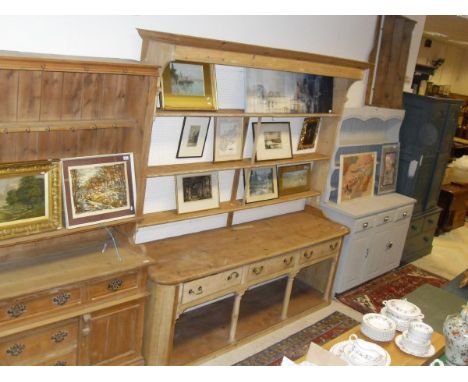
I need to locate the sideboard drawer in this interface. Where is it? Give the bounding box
[35,351,77,366]
[247,252,297,282]
[299,239,340,265]
[353,216,374,233]
[87,271,139,301]
[375,210,395,226]
[181,267,243,305]
[0,320,78,365]
[0,287,81,324]
[422,213,439,232]
[395,205,413,221]
[407,216,424,238]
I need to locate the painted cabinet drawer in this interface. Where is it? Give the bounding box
[422,212,439,232]
[247,252,297,282]
[0,320,78,366]
[353,216,374,233]
[395,205,413,221]
[375,210,395,226]
[299,239,340,265]
[407,216,424,238]
[87,271,139,301]
[0,287,81,324]
[181,267,243,305]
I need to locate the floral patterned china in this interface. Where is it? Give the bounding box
[382,299,423,319]
[330,334,391,366]
[395,333,435,358]
[361,313,396,342]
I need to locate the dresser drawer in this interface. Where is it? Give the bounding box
[375,210,395,226]
[407,216,424,238]
[35,351,77,366]
[353,216,374,233]
[247,252,297,282]
[87,271,139,301]
[0,320,78,365]
[395,205,413,221]
[422,212,439,232]
[0,287,81,324]
[181,267,243,305]
[299,239,340,265]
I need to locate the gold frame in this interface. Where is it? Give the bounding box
[278,164,311,196]
[297,117,320,151]
[161,61,218,110]
[0,160,62,241]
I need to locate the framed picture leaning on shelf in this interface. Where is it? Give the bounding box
[176,172,220,214]
[278,163,311,196]
[161,61,218,110]
[177,117,211,158]
[378,144,400,194]
[253,121,293,161]
[297,117,320,151]
[62,153,136,228]
[244,167,278,203]
[0,160,62,241]
[213,117,244,162]
[338,151,376,203]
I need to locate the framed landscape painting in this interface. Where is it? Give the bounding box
[213,117,244,162]
[176,172,220,214]
[62,153,136,228]
[252,121,293,161]
[244,167,278,203]
[177,117,211,158]
[278,164,311,196]
[378,144,400,194]
[0,160,62,241]
[338,152,376,203]
[161,61,218,110]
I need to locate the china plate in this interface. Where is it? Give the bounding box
[363,313,396,332]
[330,339,391,366]
[395,335,435,358]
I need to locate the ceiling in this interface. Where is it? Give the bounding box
[423,16,468,48]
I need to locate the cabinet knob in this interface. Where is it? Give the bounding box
[423,236,430,243]
[188,286,203,295]
[283,256,293,266]
[386,242,393,249]
[252,266,264,275]
[402,212,408,217]
[411,224,417,231]
[7,303,26,318]
[362,222,369,229]
[6,343,25,357]
[107,279,123,292]
[383,216,390,223]
[52,293,71,306]
[227,271,239,281]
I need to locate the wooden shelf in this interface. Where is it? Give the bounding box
[146,153,330,178]
[0,119,138,133]
[155,109,341,118]
[140,190,320,227]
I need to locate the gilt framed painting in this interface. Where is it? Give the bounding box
[338,152,376,203]
[278,163,311,196]
[297,117,320,151]
[62,153,136,228]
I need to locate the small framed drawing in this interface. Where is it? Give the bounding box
[297,117,320,151]
[177,117,211,158]
[278,164,311,196]
[244,167,278,203]
[378,144,400,194]
[252,121,293,161]
[213,117,244,162]
[62,153,136,228]
[176,172,220,214]
[338,151,377,203]
[161,61,218,110]
[0,160,62,241]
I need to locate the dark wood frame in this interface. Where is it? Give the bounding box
[176,116,211,159]
[378,144,400,194]
[252,121,293,162]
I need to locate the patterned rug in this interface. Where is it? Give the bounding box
[336,264,449,315]
[234,311,358,366]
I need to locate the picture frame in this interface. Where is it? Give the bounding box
[252,121,293,161]
[297,117,320,151]
[213,117,244,162]
[62,153,136,228]
[176,172,220,214]
[338,151,377,203]
[161,61,218,110]
[278,163,311,196]
[378,144,400,194]
[176,117,211,158]
[244,167,278,203]
[245,68,333,113]
[0,160,62,241]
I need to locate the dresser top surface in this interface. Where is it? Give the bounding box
[145,208,349,285]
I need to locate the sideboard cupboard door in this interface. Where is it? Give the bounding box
[79,299,145,366]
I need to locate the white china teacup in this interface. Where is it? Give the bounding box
[408,321,433,344]
[402,331,430,354]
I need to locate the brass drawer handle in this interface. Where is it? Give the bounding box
[7,303,26,318]
[227,271,239,281]
[304,250,314,259]
[52,293,71,306]
[329,242,338,250]
[51,330,68,343]
[252,266,264,275]
[423,236,430,243]
[188,286,203,295]
[54,361,67,366]
[6,343,25,357]
[107,279,123,292]
[283,256,293,266]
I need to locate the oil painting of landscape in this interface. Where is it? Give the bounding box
[169,62,206,96]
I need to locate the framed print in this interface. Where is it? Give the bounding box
[278,164,311,196]
[161,61,218,110]
[244,167,278,203]
[297,117,320,151]
[338,152,377,203]
[0,160,62,241]
[176,172,220,214]
[177,117,211,158]
[245,68,333,113]
[62,153,136,228]
[253,122,293,161]
[214,117,244,162]
[378,144,400,194]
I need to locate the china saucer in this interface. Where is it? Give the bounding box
[394,334,435,358]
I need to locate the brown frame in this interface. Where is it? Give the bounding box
[278,163,312,196]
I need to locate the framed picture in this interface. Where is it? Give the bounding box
[278,164,311,196]
[0,160,62,241]
[252,121,293,161]
[244,167,278,203]
[62,153,136,228]
[177,117,211,158]
[297,117,320,151]
[378,144,400,194]
[176,172,220,214]
[338,152,377,203]
[245,68,333,113]
[161,61,218,110]
[213,117,244,162]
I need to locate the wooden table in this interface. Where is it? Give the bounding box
[297,325,445,366]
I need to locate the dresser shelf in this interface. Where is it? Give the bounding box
[155,109,341,118]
